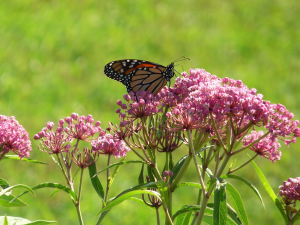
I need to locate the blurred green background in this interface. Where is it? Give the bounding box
[1,0,300,224]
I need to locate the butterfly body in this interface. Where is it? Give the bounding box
[104,59,175,95]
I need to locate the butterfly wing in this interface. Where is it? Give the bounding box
[104,59,174,95]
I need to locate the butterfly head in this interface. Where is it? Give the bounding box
[165,62,175,81]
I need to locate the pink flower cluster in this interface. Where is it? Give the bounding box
[242,131,281,162]
[0,115,32,159]
[279,177,300,204]
[166,69,300,150]
[91,133,130,158]
[116,91,163,123]
[34,113,103,154]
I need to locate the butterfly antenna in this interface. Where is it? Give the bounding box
[173,56,190,63]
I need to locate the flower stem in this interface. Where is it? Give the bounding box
[210,112,227,152]
[156,207,161,225]
[187,130,206,197]
[75,168,84,225]
[227,153,258,174]
[104,155,111,204]
[232,131,270,155]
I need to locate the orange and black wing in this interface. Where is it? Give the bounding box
[104,59,172,95]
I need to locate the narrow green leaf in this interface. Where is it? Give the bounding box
[0,178,9,189]
[1,155,47,164]
[205,207,238,225]
[226,183,249,225]
[93,160,146,177]
[221,174,265,208]
[174,211,192,225]
[49,189,61,199]
[3,214,8,225]
[208,203,241,225]
[172,205,201,220]
[250,158,288,224]
[88,163,104,200]
[147,165,155,182]
[0,216,56,224]
[0,194,27,207]
[12,183,77,202]
[96,210,110,224]
[113,182,158,201]
[213,179,227,225]
[127,197,155,211]
[174,182,202,191]
[0,184,34,197]
[97,190,161,215]
[138,164,145,184]
[108,162,122,188]
[170,154,189,184]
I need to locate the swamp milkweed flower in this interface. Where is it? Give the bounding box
[0,115,32,159]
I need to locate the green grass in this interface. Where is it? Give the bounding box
[1,0,300,224]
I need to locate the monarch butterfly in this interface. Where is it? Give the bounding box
[104,59,176,96]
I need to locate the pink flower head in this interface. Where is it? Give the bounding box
[91,133,130,158]
[35,113,103,154]
[117,91,163,120]
[279,177,300,205]
[0,115,32,159]
[64,114,103,141]
[242,131,281,162]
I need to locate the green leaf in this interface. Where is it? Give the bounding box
[213,178,227,225]
[147,165,155,182]
[174,211,192,225]
[205,207,238,225]
[170,154,189,184]
[13,183,77,202]
[93,160,146,177]
[49,189,61,199]
[0,194,27,207]
[3,214,8,225]
[208,203,242,225]
[225,183,249,225]
[250,158,288,224]
[1,155,46,164]
[97,190,161,215]
[113,182,158,201]
[108,159,124,188]
[0,216,56,224]
[172,205,201,220]
[0,178,9,189]
[126,197,155,210]
[138,164,145,184]
[221,174,265,208]
[174,182,202,191]
[96,210,110,224]
[0,184,34,197]
[88,163,104,200]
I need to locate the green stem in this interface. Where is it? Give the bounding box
[75,168,84,225]
[156,207,161,225]
[232,131,270,155]
[210,112,227,152]
[216,153,231,177]
[187,130,206,197]
[227,154,258,174]
[56,154,72,189]
[104,155,111,203]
